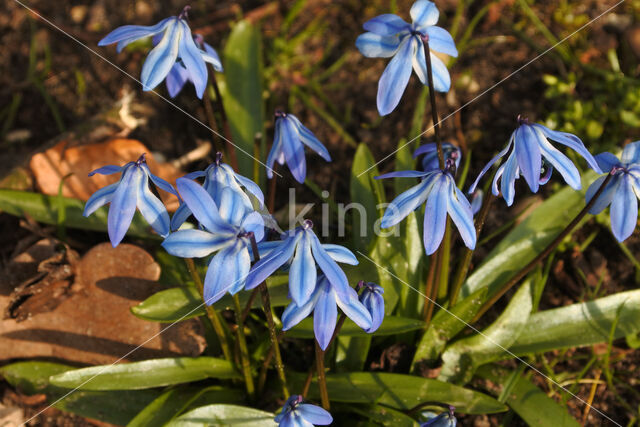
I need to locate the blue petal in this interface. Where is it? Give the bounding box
[245,233,301,290]
[266,129,284,179]
[422,175,448,255]
[425,26,458,57]
[166,64,189,97]
[88,165,123,176]
[177,21,208,99]
[376,170,429,179]
[84,183,118,217]
[309,232,351,300]
[176,178,234,234]
[321,244,358,265]
[594,152,621,173]
[202,42,223,71]
[280,117,307,183]
[380,176,433,228]
[295,404,333,425]
[144,166,178,196]
[98,18,172,48]
[536,128,582,189]
[182,170,206,180]
[140,19,181,91]
[336,288,372,331]
[289,232,317,306]
[137,173,170,237]
[411,0,439,29]
[377,37,415,116]
[470,190,483,215]
[363,14,411,36]
[533,124,602,174]
[447,183,476,250]
[203,241,250,304]
[425,51,451,92]
[468,137,513,193]
[282,286,321,330]
[218,187,247,227]
[242,211,265,242]
[290,115,332,162]
[162,229,233,258]
[586,175,619,214]
[610,174,638,242]
[107,166,142,247]
[170,202,191,230]
[499,150,520,206]
[515,125,542,193]
[356,32,401,58]
[622,141,640,165]
[361,291,385,333]
[313,279,337,350]
[234,173,265,206]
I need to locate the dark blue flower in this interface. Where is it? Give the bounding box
[245,220,357,306]
[586,141,640,242]
[469,118,602,206]
[98,6,220,98]
[275,395,332,427]
[84,154,177,247]
[414,142,461,172]
[357,281,385,333]
[377,166,476,255]
[356,0,457,115]
[282,275,372,350]
[268,112,331,184]
[171,153,264,230]
[420,407,457,427]
[162,178,264,304]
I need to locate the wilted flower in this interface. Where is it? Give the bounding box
[98,6,220,98]
[84,154,177,247]
[162,178,264,304]
[469,117,602,206]
[356,0,457,115]
[275,395,332,427]
[357,281,385,333]
[414,142,460,172]
[586,141,640,242]
[268,111,331,184]
[282,275,372,350]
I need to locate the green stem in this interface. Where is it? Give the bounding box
[422,38,444,169]
[232,294,255,400]
[302,314,346,398]
[315,341,330,410]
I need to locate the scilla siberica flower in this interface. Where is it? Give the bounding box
[414,142,461,172]
[282,275,372,350]
[469,117,602,206]
[356,0,457,116]
[357,281,385,333]
[420,407,457,427]
[162,178,264,304]
[171,153,264,230]
[586,141,640,242]
[377,160,476,255]
[98,6,219,98]
[275,395,332,427]
[245,220,357,306]
[84,154,177,247]
[268,111,331,184]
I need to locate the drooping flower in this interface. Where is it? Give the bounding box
[469,117,602,206]
[376,162,476,255]
[245,220,357,306]
[586,141,640,242]
[420,407,457,427]
[357,281,385,333]
[268,111,331,184]
[282,275,372,350]
[356,0,458,115]
[162,178,264,304]
[171,152,264,230]
[414,142,461,172]
[84,154,177,247]
[275,395,332,427]
[98,6,220,98]
[470,189,483,215]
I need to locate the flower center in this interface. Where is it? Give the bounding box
[517,114,529,125]
[135,153,147,166]
[302,219,313,230]
[178,5,191,20]
[215,151,223,166]
[274,110,287,119]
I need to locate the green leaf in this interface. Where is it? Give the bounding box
[335,336,371,372]
[439,278,534,384]
[287,315,425,339]
[0,189,153,238]
[296,372,507,414]
[222,20,265,180]
[1,361,72,395]
[351,404,420,426]
[394,138,417,195]
[477,365,580,426]
[49,357,239,390]
[510,289,640,355]
[165,404,275,426]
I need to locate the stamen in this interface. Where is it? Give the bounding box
[215,151,223,166]
[178,5,191,20]
[517,114,529,125]
[274,110,287,119]
[302,219,313,229]
[135,153,147,165]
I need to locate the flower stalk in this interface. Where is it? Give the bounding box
[315,341,330,410]
[422,36,444,169]
[232,294,255,400]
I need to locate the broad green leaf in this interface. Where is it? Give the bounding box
[477,365,580,427]
[351,404,420,426]
[296,372,507,414]
[166,404,275,426]
[1,361,72,395]
[0,189,153,238]
[439,278,534,384]
[335,336,371,372]
[222,20,265,181]
[510,289,640,355]
[394,138,417,195]
[411,287,488,371]
[156,250,194,287]
[287,315,425,338]
[49,357,239,390]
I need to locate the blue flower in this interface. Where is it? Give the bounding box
[245,220,358,307]
[98,6,221,98]
[420,407,457,427]
[161,178,264,304]
[357,281,385,333]
[586,141,640,242]
[84,154,177,247]
[469,118,602,206]
[282,275,372,350]
[356,0,457,115]
[376,166,476,255]
[171,153,264,230]
[275,395,332,427]
[470,189,483,215]
[414,142,461,172]
[268,112,331,184]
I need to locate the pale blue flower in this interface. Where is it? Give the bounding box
[268,112,331,184]
[275,395,332,427]
[469,118,602,206]
[356,0,458,115]
[414,142,461,172]
[586,141,640,242]
[357,281,385,333]
[420,407,457,427]
[84,154,177,247]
